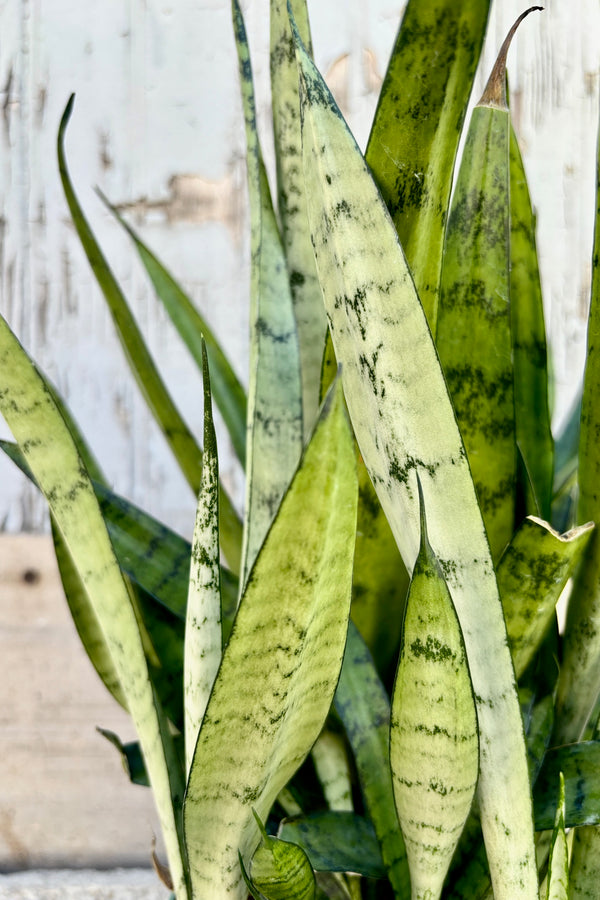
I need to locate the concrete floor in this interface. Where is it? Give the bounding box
[0,869,169,898]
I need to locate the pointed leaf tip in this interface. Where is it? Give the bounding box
[59,94,75,142]
[479,7,543,109]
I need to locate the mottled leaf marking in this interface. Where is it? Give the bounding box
[0,316,189,899]
[436,102,515,562]
[365,0,491,329]
[249,811,316,900]
[185,343,223,775]
[533,741,600,830]
[509,126,554,520]
[497,516,593,678]
[184,380,357,900]
[233,0,303,587]
[555,111,600,745]
[293,19,538,900]
[391,481,479,900]
[569,824,600,898]
[271,0,327,436]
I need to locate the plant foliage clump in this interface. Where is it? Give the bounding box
[1,2,600,898]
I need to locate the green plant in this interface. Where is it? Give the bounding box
[1,0,599,897]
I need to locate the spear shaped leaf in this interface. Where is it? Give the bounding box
[554,103,600,745]
[391,480,479,900]
[183,379,357,900]
[365,0,491,329]
[233,0,303,585]
[271,0,327,435]
[510,125,554,520]
[0,315,189,899]
[292,16,538,899]
[58,95,242,573]
[184,342,223,774]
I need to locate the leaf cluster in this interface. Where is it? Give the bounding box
[1,2,600,899]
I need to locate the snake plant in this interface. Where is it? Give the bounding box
[1,1,599,898]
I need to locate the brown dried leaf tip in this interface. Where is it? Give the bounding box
[151,834,174,890]
[479,7,544,110]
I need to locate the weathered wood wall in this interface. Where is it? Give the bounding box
[1,0,599,536]
[0,0,599,871]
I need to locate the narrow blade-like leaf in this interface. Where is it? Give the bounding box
[184,343,222,774]
[545,773,568,900]
[271,0,327,435]
[554,112,600,745]
[1,438,238,685]
[391,481,479,900]
[58,95,242,573]
[351,460,409,677]
[184,380,357,900]
[436,83,515,560]
[0,316,189,899]
[365,0,491,329]
[293,21,538,900]
[497,516,593,678]
[98,191,247,466]
[510,125,554,520]
[233,0,303,585]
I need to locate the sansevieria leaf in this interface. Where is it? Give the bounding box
[569,825,600,898]
[497,515,593,678]
[555,106,600,745]
[248,812,316,900]
[233,0,303,586]
[292,16,538,898]
[510,124,554,520]
[0,316,189,899]
[58,96,242,574]
[437,12,543,561]
[366,0,491,330]
[545,773,568,900]
[184,343,222,775]
[183,379,357,900]
[391,480,479,900]
[271,0,327,436]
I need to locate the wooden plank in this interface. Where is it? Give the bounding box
[0,535,162,870]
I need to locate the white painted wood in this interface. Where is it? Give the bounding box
[0,1,598,536]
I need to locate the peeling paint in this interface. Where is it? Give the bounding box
[114,170,243,240]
